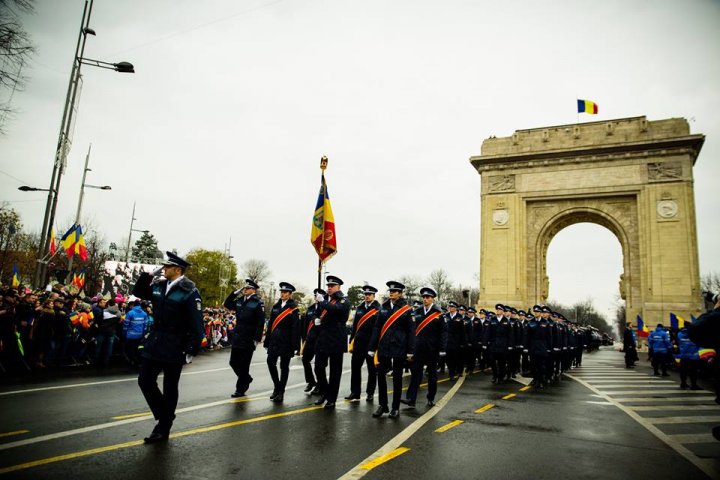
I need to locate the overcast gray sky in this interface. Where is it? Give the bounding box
[1,0,719,321]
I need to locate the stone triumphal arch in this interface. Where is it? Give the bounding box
[469,116,705,324]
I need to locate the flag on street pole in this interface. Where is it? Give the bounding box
[61,224,78,257]
[49,227,57,255]
[670,312,685,330]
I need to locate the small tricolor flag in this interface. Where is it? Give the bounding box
[577,99,599,114]
[699,348,716,360]
[11,264,20,288]
[310,174,338,263]
[60,224,89,261]
[636,315,649,337]
[670,312,685,330]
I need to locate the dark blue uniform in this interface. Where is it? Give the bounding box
[406,303,447,405]
[133,272,204,436]
[370,298,415,411]
[264,299,301,398]
[445,313,466,379]
[527,316,553,387]
[301,302,322,389]
[488,315,512,383]
[224,291,265,396]
[348,300,380,398]
[314,291,351,404]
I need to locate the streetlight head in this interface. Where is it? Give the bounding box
[114,61,135,73]
[100,186,112,190]
[83,27,96,36]
[18,186,34,191]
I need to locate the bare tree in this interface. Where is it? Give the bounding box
[399,274,423,304]
[240,258,271,284]
[1,0,35,132]
[427,269,451,302]
[701,272,720,293]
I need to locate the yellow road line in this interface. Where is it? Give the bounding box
[519,386,531,392]
[0,430,29,439]
[111,413,152,420]
[360,447,410,470]
[502,393,516,400]
[0,405,324,475]
[475,404,495,414]
[434,420,463,433]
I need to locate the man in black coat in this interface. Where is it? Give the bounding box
[369,281,415,419]
[346,285,380,401]
[527,305,552,389]
[264,282,301,403]
[223,279,266,398]
[132,252,204,443]
[623,321,638,368]
[403,287,446,408]
[313,275,351,409]
[445,301,466,380]
[301,288,324,394]
[489,304,513,384]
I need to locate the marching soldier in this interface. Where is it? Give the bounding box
[301,288,325,394]
[480,309,493,372]
[313,276,351,409]
[132,252,204,443]
[488,304,512,384]
[468,307,482,374]
[527,305,552,389]
[460,305,474,375]
[264,282,301,403]
[445,301,466,380]
[402,287,446,408]
[346,285,380,401]
[369,281,415,419]
[223,279,265,398]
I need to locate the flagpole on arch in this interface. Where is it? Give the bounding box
[317,156,328,290]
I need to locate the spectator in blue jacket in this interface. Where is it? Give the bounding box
[677,325,701,390]
[123,298,148,367]
[648,323,672,376]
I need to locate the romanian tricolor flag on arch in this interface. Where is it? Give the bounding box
[310,174,337,263]
[577,99,599,114]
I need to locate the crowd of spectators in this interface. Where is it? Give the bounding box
[0,283,237,375]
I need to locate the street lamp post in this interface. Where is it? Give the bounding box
[67,144,111,271]
[124,202,148,263]
[33,0,134,288]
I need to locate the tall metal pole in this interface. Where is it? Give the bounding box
[125,202,136,263]
[67,144,92,272]
[317,156,328,290]
[34,0,94,288]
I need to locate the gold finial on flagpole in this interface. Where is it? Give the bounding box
[320,156,328,171]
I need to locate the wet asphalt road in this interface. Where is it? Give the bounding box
[0,347,718,479]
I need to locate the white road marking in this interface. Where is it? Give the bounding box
[615,397,716,403]
[338,376,467,480]
[648,416,720,425]
[585,401,614,405]
[601,390,710,395]
[0,368,351,452]
[567,373,720,479]
[669,433,715,444]
[629,405,719,412]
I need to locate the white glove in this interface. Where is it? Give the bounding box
[482,346,487,350]
[254,340,259,347]
[314,318,321,326]
[523,349,528,353]
[553,348,559,351]
[315,293,325,302]
[368,351,375,357]
[185,354,194,364]
[406,354,413,360]
[508,347,512,350]
[439,351,446,357]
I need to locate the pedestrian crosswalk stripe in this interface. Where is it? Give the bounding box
[435,420,464,433]
[647,416,720,425]
[615,396,715,403]
[669,433,715,444]
[629,405,719,412]
[475,404,495,413]
[360,447,410,470]
[602,390,710,395]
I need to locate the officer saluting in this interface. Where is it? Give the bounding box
[132,251,204,443]
[223,279,265,398]
[264,282,301,403]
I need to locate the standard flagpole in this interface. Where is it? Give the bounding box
[317,156,329,290]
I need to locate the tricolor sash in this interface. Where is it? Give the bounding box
[415,311,441,336]
[270,307,297,333]
[349,308,378,353]
[374,305,411,366]
[301,300,335,354]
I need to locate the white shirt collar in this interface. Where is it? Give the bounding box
[166,275,185,294]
